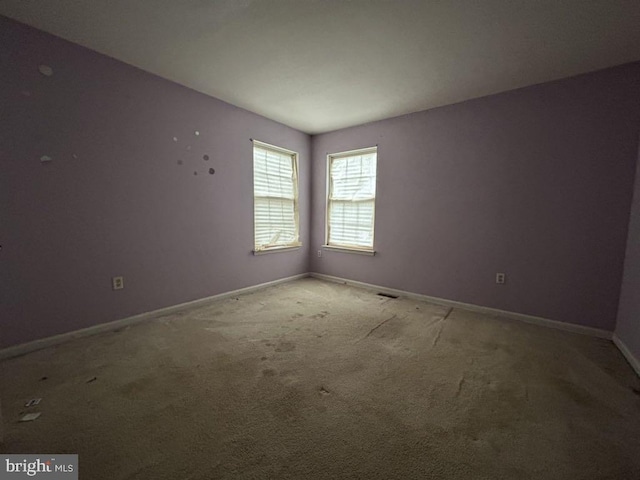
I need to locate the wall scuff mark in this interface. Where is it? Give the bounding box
[38,64,53,76]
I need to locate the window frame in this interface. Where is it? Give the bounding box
[252,139,301,254]
[324,146,378,255]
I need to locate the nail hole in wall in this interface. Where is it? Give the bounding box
[194,171,198,175]
[203,155,209,161]
[209,168,215,175]
[177,159,183,165]
[38,65,53,76]
[40,155,52,163]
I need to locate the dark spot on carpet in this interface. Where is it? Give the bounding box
[275,341,295,352]
[262,369,277,377]
[119,377,154,396]
[555,379,596,407]
[377,292,398,299]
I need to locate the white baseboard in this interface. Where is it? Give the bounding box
[1,271,618,362]
[612,334,640,377]
[0,273,309,361]
[310,272,613,339]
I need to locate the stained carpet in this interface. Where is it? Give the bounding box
[1,278,639,479]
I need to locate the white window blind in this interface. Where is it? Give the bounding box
[327,147,377,251]
[253,141,300,252]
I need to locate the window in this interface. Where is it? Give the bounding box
[326,146,377,253]
[252,140,300,253]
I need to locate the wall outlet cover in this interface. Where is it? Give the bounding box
[112,276,124,290]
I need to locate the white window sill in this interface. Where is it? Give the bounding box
[253,245,302,255]
[322,245,376,256]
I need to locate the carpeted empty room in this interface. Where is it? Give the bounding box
[2,278,639,479]
[3,2,640,479]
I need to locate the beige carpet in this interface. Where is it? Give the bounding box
[1,278,639,479]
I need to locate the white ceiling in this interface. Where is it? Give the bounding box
[2,0,640,134]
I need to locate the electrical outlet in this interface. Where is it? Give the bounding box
[317,249,322,257]
[112,276,124,290]
[496,273,506,284]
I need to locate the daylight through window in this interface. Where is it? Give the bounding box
[253,141,300,252]
[326,146,377,252]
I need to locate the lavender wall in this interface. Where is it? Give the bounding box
[2,16,640,350]
[616,138,640,361]
[0,17,310,349]
[311,63,640,331]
